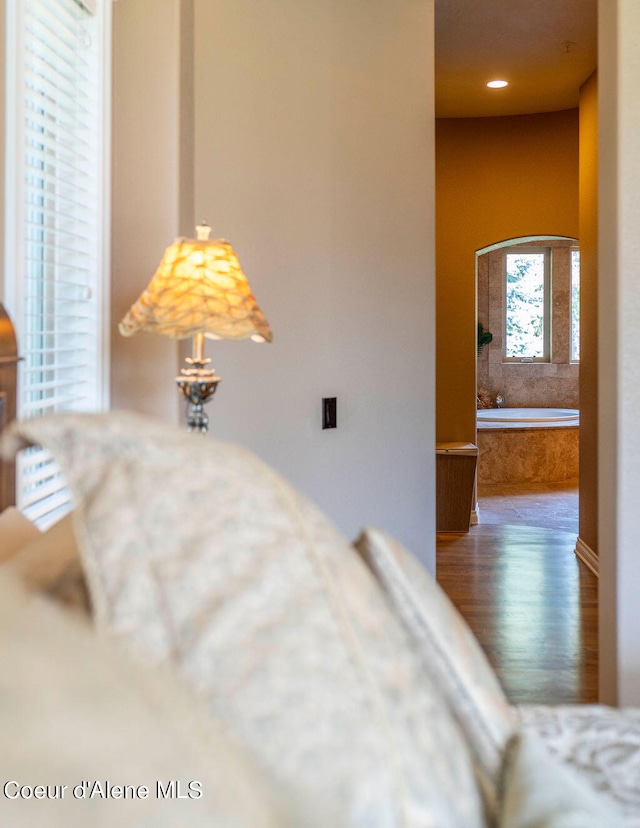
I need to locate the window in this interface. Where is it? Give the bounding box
[5,0,110,526]
[571,249,580,361]
[504,247,550,361]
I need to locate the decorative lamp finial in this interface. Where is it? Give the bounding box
[196,222,212,242]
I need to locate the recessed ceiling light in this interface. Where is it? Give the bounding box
[487,80,509,89]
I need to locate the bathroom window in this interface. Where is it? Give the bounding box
[571,249,580,361]
[504,247,550,362]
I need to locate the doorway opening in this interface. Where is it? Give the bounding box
[475,235,579,535]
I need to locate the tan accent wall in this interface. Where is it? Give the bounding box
[578,72,598,556]
[436,111,580,443]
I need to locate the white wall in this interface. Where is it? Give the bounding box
[599,0,640,705]
[192,0,436,564]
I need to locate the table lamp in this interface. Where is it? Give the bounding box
[119,223,272,433]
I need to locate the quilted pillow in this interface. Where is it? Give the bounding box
[4,412,486,828]
[500,731,623,827]
[0,570,305,828]
[355,527,516,819]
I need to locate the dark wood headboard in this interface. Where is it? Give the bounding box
[0,304,19,510]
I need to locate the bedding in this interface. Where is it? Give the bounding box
[499,731,622,827]
[1,410,636,827]
[0,570,306,828]
[355,527,517,819]
[4,411,485,828]
[517,704,640,826]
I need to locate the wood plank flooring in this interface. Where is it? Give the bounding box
[436,524,598,705]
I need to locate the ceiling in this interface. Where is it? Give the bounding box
[435,0,597,118]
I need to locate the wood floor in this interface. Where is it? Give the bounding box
[436,524,598,705]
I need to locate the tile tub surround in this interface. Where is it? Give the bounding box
[477,425,578,485]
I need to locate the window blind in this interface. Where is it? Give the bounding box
[8,0,109,527]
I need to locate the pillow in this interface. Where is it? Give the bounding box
[517,703,640,824]
[0,570,307,828]
[6,514,91,616]
[354,527,516,818]
[0,506,41,563]
[3,411,486,828]
[500,732,623,827]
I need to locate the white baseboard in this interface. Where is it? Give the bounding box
[574,536,599,577]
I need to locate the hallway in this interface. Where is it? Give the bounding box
[436,523,597,705]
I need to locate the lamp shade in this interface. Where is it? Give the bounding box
[119,235,273,343]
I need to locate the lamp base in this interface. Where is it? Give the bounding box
[176,358,221,434]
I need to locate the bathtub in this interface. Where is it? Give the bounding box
[477,407,579,427]
[476,407,579,484]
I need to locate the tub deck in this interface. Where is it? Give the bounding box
[477,408,579,484]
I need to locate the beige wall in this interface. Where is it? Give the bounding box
[110,0,183,421]
[578,72,598,557]
[436,110,580,443]
[191,0,436,563]
[599,0,640,705]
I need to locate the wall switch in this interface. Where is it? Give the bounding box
[322,397,337,429]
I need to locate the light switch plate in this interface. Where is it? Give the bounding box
[322,397,337,429]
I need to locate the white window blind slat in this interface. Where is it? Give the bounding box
[26,188,94,214]
[23,362,90,376]
[21,396,92,417]
[22,329,94,341]
[25,313,90,334]
[30,0,94,41]
[23,472,68,505]
[23,346,88,356]
[22,487,74,526]
[24,71,93,121]
[22,455,60,488]
[6,0,109,527]
[24,374,88,391]
[25,105,95,141]
[23,271,94,288]
[24,142,94,178]
[18,445,73,528]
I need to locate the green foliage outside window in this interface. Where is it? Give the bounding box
[505,253,545,358]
